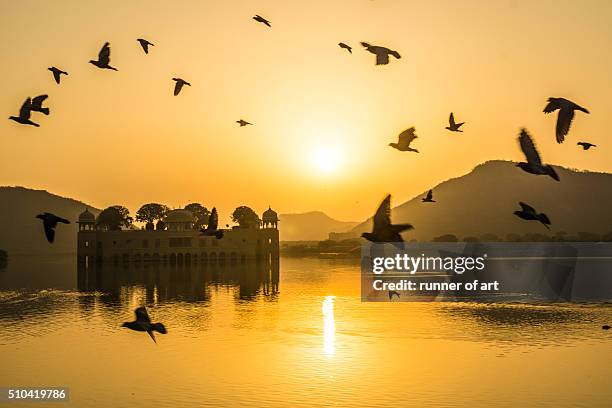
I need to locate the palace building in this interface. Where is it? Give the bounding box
[77,207,279,266]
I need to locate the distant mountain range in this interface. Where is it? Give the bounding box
[279,211,358,241]
[0,187,99,255]
[335,160,612,241]
[2,160,611,255]
[0,187,356,254]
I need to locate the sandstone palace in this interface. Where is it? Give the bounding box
[77,207,279,266]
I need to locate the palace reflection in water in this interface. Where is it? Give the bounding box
[77,260,279,304]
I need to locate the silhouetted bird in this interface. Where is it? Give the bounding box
[361,42,401,65]
[517,128,559,181]
[237,119,252,127]
[389,127,419,152]
[9,98,39,127]
[253,15,271,27]
[446,112,464,132]
[422,189,435,203]
[388,290,400,300]
[172,78,191,96]
[30,95,49,115]
[338,42,352,53]
[200,207,224,239]
[48,66,68,84]
[36,212,70,243]
[137,38,154,54]
[543,97,589,143]
[361,195,413,249]
[603,325,610,330]
[89,42,118,71]
[577,142,596,150]
[513,202,551,230]
[122,307,167,344]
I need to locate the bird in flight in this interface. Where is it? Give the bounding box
[9,98,39,127]
[122,307,167,344]
[543,97,589,143]
[389,127,419,152]
[577,142,596,150]
[253,15,271,27]
[388,290,400,300]
[200,208,224,239]
[446,112,464,132]
[172,78,191,96]
[516,128,559,181]
[361,194,413,249]
[236,119,252,127]
[137,38,154,54]
[36,212,70,243]
[30,95,49,115]
[513,202,551,230]
[361,42,401,65]
[89,42,118,71]
[48,67,68,84]
[338,42,352,54]
[422,189,435,203]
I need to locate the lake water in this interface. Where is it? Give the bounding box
[0,255,610,407]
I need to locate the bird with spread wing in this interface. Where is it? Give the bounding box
[516,128,559,181]
[389,127,419,152]
[361,195,413,249]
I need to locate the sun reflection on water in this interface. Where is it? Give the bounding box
[322,295,336,356]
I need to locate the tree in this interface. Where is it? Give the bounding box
[231,206,261,228]
[184,203,210,229]
[97,205,133,231]
[136,203,170,230]
[432,234,458,242]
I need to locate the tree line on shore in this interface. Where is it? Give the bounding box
[94,203,262,231]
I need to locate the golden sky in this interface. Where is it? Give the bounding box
[1,0,611,221]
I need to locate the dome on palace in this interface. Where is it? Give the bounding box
[78,208,95,223]
[164,209,195,224]
[262,206,278,222]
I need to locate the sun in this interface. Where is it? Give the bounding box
[311,147,342,174]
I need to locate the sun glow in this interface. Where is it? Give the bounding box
[311,146,342,174]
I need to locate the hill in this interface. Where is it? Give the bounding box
[279,211,358,241]
[339,160,612,241]
[0,187,99,255]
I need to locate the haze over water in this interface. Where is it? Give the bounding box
[1,256,610,407]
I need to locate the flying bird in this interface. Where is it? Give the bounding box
[30,95,49,115]
[361,42,401,65]
[603,325,611,330]
[422,189,435,203]
[388,290,400,300]
[338,42,352,53]
[89,42,118,71]
[137,38,154,54]
[513,202,551,230]
[253,15,271,27]
[577,142,596,150]
[48,67,68,84]
[543,97,589,143]
[389,127,419,152]
[172,78,191,96]
[446,112,464,132]
[236,119,252,127]
[200,208,224,239]
[361,195,413,249]
[122,307,167,344]
[36,212,70,243]
[8,98,39,127]
[516,128,559,181]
